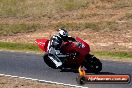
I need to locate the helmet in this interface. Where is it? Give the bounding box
[58,28,68,41]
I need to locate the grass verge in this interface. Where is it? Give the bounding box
[0,41,39,51]
[0,0,88,17]
[125,13,132,19]
[0,23,40,36]
[113,0,132,8]
[0,21,119,36]
[49,21,119,31]
[93,51,132,59]
[0,41,132,59]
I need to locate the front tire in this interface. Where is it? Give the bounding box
[84,54,102,73]
[43,53,57,69]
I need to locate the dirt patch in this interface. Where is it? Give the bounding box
[0,1,132,53]
[0,76,71,88]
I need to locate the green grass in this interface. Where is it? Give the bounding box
[93,51,132,58]
[0,23,41,36]
[113,0,132,8]
[0,41,132,59]
[1,20,132,36]
[125,13,132,19]
[0,41,39,51]
[1,0,132,18]
[0,0,89,17]
[0,21,125,36]
[53,21,118,31]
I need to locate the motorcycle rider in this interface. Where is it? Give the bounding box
[47,28,76,68]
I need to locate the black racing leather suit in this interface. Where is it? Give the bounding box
[47,32,76,68]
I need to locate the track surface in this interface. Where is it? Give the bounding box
[0,51,131,88]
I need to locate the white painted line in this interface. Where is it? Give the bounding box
[0,74,5,76]
[11,76,18,78]
[30,79,38,81]
[24,77,34,80]
[0,73,87,88]
[19,77,26,79]
[5,75,12,77]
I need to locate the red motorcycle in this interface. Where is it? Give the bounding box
[35,37,102,73]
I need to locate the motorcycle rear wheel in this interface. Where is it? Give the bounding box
[84,54,102,73]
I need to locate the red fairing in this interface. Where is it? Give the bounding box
[35,37,90,67]
[35,38,49,52]
[75,37,90,53]
[61,37,90,66]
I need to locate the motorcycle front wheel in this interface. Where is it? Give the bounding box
[43,53,57,69]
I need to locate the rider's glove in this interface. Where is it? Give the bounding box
[76,42,82,48]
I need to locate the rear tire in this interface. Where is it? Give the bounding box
[43,53,57,69]
[84,54,102,73]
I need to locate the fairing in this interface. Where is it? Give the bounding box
[35,38,49,52]
[61,37,90,67]
[35,37,90,68]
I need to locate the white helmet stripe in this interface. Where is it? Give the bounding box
[59,29,68,36]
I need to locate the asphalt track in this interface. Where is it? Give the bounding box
[0,51,131,88]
